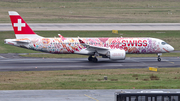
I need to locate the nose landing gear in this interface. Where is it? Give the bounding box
[157,53,162,62]
[157,56,161,62]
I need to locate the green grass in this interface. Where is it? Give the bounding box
[1,0,180,23]
[1,68,180,90]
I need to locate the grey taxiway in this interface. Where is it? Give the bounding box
[1,23,180,31]
[0,54,179,71]
[1,89,180,101]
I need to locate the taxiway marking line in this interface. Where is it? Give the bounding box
[169,62,174,64]
[84,94,99,101]
[0,56,5,58]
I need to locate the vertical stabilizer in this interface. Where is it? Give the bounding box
[8,11,42,39]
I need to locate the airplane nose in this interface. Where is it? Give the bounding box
[169,45,174,52]
[4,39,8,44]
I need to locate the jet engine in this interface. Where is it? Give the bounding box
[107,49,126,60]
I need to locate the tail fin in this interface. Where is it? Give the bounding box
[8,11,42,39]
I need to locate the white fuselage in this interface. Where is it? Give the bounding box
[5,37,174,55]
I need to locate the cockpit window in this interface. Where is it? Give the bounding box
[161,42,167,45]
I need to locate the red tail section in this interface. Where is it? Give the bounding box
[8,11,42,39]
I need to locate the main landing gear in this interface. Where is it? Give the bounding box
[88,55,98,63]
[157,53,162,62]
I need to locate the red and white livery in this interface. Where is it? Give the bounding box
[5,11,174,62]
[9,11,42,39]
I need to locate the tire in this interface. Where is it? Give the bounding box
[158,58,161,62]
[88,56,93,61]
[92,57,98,63]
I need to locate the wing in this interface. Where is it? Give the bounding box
[78,38,109,50]
[58,34,65,39]
[77,38,126,60]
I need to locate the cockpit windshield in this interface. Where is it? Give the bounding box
[161,42,168,45]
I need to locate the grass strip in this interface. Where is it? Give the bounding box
[1,1,180,23]
[0,68,180,90]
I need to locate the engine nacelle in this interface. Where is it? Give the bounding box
[107,49,126,60]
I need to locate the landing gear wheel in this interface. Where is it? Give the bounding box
[92,57,98,63]
[157,58,161,62]
[88,56,93,61]
[157,53,162,62]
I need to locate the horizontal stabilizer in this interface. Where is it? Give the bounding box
[13,40,30,44]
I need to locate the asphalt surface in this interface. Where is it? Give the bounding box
[0,53,179,71]
[1,89,180,101]
[1,23,180,31]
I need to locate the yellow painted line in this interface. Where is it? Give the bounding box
[84,94,99,101]
[170,62,174,64]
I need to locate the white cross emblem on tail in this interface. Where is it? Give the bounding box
[14,19,25,31]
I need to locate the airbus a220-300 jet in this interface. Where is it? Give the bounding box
[5,11,174,62]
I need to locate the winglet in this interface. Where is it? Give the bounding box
[78,38,85,44]
[78,38,88,48]
[78,36,84,44]
[58,34,65,39]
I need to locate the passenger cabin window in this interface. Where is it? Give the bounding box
[161,42,167,45]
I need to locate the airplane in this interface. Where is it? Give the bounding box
[4,11,174,62]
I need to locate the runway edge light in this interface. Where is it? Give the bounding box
[149,67,157,72]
